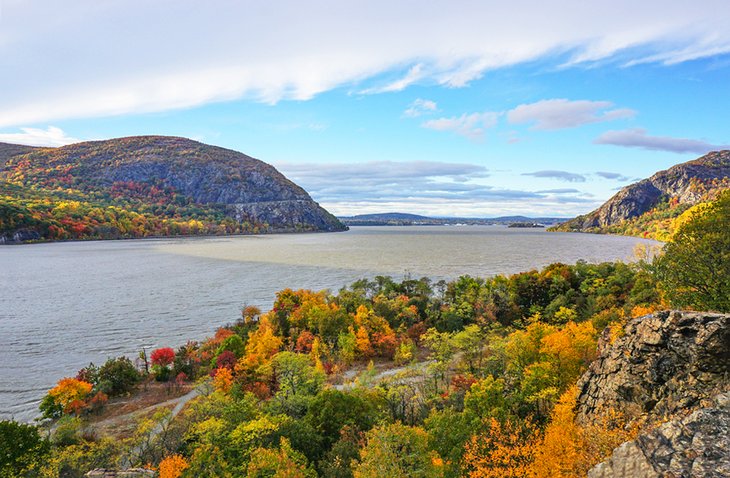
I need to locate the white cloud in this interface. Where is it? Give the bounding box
[594,128,730,154]
[0,126,80,147]
[403,99,438,118]
[507,99,635,130]
[422,112,499,140]
[1,1,730,126]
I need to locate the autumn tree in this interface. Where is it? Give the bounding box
[654,190,730,312]
[158,454,189,478]
[463,418,537,478]
[353,423,443,478]
[39,378,93,418]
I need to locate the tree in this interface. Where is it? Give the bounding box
[158,454,189,478]
[353,423,443,478]
[462,418,537,478]
[653,190,730,312]
[151,347,176,381]
[97,356,140,396]
[0,420,49,478]
[39,378,93,418]
[246,438,317,478]
[270,352,326,417]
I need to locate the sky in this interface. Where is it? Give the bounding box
[1,1,730,217]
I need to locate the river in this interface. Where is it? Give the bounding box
[0,226,659,421]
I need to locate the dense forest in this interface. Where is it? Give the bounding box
[1,191,728,478]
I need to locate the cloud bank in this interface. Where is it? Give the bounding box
[594,128,730,154]
[1,1,730,126]
[276,160,599,216]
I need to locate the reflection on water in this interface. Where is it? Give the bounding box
[0,226,658,421]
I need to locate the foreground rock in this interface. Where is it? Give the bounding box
[577,311,729,424]
[577,311,730,477]
[588,392,730,478]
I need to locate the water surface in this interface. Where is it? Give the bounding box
[0,226,658,421]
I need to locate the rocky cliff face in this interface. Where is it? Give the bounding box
[577,311,730,477]
[556,150,730,231]
[0,136,345,235]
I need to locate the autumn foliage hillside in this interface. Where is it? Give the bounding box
[0,136,344,243]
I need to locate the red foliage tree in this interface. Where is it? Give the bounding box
[151,347,175,367]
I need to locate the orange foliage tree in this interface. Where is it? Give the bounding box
[158,454,189,478]
[463,418,538,478]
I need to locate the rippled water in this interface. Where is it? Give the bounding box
[0,226,659,421]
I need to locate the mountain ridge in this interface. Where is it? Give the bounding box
[552,150,730,238]
[0,136,345,243]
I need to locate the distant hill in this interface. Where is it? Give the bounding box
[0,136,345,243]
[551,150,730,240]
[340,212,565,226]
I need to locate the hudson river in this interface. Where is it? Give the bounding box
[0,226,659,421]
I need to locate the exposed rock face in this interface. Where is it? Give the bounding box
[588,392,730,478]
[577,311,729,424]
[556,150,730,230]
[578,311,730,477]
[0,136,345,234]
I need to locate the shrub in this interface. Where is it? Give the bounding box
[97,357,140,397]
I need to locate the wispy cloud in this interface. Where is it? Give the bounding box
[0,126,80,147]
[507,99,635,130]
[522,170,587,182]
[403,99,438,118]
[594,128,730,154]
[362,64,425,94]
[421,112,499,140]
[595,171,631,181]
[1,2,730,125]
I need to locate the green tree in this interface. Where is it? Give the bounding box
[653,190,730,312]
[0,420,49,478]
[353,423,443,478]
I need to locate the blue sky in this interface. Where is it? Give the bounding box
[1,1,729,217]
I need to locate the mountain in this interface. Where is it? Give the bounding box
[0,136,345,243]
[552,150,730,239]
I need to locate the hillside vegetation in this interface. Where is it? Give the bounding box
[0,136,344,243]
[551,150,730,240]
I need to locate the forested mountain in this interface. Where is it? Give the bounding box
[552,150,730,239]
[0,136,345,243]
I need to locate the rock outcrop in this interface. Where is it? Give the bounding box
[554,150,730,231]
[577,311,729,424]
[577,311,730,477]
[588,392,730,478]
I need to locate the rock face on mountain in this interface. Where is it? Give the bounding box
[555,150,730,231]
[0,136,345,237]
[577,311,730,477]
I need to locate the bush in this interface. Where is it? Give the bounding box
[97,357,140,397]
